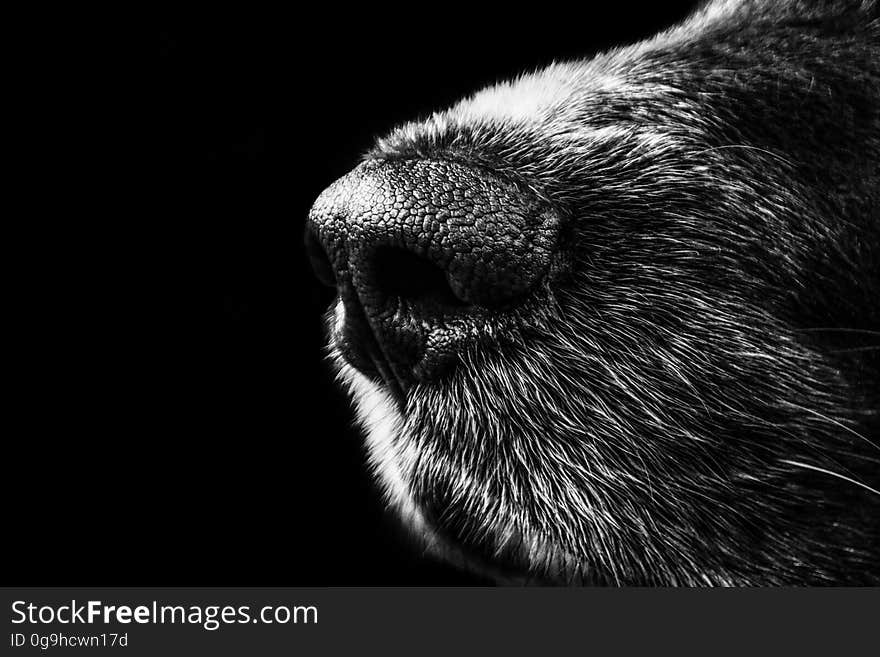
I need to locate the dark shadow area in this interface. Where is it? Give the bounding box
[6,2,699,585]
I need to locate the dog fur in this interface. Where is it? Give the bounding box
[317,0,879,585]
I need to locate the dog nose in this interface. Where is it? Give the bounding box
[306,159,560,388]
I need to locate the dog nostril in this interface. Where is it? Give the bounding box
[304,227,336,288]
[307,159,562,385]
[372,246,468,310]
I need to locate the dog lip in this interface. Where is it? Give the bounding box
[367,349,408,406]
[333,300,410,407]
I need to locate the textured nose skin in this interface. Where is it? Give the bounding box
[307,158,559,388]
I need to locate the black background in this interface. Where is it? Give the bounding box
[8,3,699,586]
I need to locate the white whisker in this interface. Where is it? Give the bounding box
[780,460,880,498]
[796,328,880,338]
[782,401,880,452]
